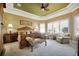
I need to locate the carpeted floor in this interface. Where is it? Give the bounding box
[4,40,77,56]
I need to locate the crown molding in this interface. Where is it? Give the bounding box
[4,3,79,20]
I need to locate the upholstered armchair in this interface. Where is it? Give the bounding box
[25,32,47,52]
[56,33,70,44]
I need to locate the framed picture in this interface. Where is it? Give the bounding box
[20,20,32,26]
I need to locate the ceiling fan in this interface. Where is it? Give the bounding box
[41,3,49,11]
[3,3,6,8]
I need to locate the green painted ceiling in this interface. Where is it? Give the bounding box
[14,3,69,16]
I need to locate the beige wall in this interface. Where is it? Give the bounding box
[3,13,38,33]
[3,8,79,40]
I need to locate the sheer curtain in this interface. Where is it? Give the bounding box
[74,15,79,37]
[47,23,53,33]
[60,19,69,33]
[52,21,60,34]
[52,19,69,34]
[34,24,39,32]
[39,23,45,33]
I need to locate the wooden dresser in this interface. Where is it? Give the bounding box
[3,32,18,43]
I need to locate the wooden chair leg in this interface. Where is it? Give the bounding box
[31,45,33,52]
[45,40,47,46]
[0,48,5,56]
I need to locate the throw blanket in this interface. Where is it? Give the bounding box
[26,37,45,46]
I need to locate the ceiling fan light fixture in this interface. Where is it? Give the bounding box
[41,8,45,12]
[41,4,45,12]
[41,3,49,12]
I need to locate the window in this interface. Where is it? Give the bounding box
[47,23,53,32]
[52,19,69,34]
[52,21,60,33]
[39,23,45,33]
[60,19,69,33]
[74,15,79,36]
[34,24,39,31]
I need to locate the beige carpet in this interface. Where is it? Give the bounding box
[4,40,77,56]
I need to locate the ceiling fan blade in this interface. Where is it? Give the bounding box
[3,3,6,8]
[44,3,49,8]
[40,3,49,11]
[41,3,44,8]
[44,8,49,11]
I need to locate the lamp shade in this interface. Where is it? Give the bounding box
[7,24,13,33]
[8,24,13,28]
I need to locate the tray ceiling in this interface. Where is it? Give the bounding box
[14,3,69,16]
